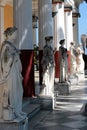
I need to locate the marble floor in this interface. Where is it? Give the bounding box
[29,73,87,130]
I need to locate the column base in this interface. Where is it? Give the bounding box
[57,82,71,95]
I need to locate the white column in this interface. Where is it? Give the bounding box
[0,5,4,46]
[13,0,35,97]
[39,0,54,96]
[32,16,38,46]
[53,4,58,49]
[13,0,33,50]
[39,0,53,49]
[52,2,65,80]
[73,12,80,46]
[64,7,73,50]
[53,2,65,50]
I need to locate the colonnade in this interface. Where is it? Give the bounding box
[0,0,82,97]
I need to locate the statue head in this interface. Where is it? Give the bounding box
[4,27,18,41]
[4,27,18,37]
[70,41,75,46]
[77,44,82,47]
[45,36,53,41]
[59,39,65,45]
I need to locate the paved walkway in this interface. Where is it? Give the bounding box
[29,72,87,130]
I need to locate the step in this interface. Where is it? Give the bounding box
[22,97,41,120]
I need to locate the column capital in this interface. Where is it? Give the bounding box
[64,6,72,12]
[52,11,58,17]
[52,0,64,4]
[72,12,80,18]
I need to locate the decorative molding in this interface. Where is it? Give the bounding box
[52,0,64,4]
[64,6,72,12]
[0,0,13,6]
[72,12,80,18]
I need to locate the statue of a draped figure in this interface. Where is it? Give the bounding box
[70,41,77,76]
[0,27,26,121]
[41,36,55,95]
[76,44,84,74]
[59,39,68,83]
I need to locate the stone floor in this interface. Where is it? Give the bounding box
[29,73,87,130]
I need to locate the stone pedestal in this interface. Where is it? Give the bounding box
[57,82,70,95]
[85,69,87,78]
[38,95,53,110]
[0,117,28,130]
[69,75,78,85]
[78,73,84,82]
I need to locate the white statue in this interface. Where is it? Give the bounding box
[59,39,68,83]
[0,27,26,121]
[76,44,84,74]
[70,41,77,76]
[41,36,55,95]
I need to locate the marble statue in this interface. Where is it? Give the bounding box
[0,27,26,121]
[81,34,87,53]
[59,39,68,83]
[41,36,55,95]
[76,44,84,74]
[70,41,77,76]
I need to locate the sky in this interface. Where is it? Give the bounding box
[78,1,87,43]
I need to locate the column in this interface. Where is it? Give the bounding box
[32,16,38,46]
[38,0,54,96]
[72,12,80,46]
[64,7,73,50]
[53,1,65,79]
[39,0,53,49]
[0,4,4,47]
[64,6,73,73]
[13,0,35,97]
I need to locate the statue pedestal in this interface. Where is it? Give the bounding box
[0,116,28,130]
[85,69,87,78]
[78,73,84,82]
[69,75,78,85]
[57,82,71,95]
[38,95,53,110]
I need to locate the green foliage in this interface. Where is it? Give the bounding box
[34,44,39,65]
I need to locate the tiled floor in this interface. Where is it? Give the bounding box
[30,73,87,130]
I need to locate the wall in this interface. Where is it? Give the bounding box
[4,4,13,30]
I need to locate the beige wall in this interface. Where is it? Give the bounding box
[4,4,13,30]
